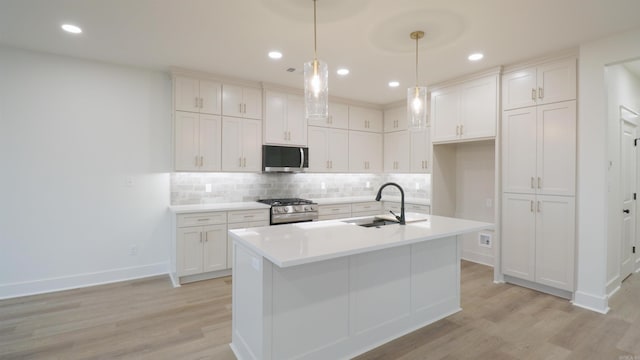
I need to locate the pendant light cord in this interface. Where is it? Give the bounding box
[415,35,419,87]
[313,0,318,59]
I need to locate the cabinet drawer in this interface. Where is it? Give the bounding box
[228,209,269,224]
[318,204,351,216]
[228,220,269,230]
[351,201,382,213]
[407,204,431,214]
[177,212,227,227]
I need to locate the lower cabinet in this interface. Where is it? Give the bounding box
[384,202,431,215]
[318,203,352,221]
[351,201,383,217]
[177,224,227,276]
[227,209,269,269]
[502,193,575,291]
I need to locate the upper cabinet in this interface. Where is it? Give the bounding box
[308,102,349,129]
[264,90,307,146]
[174,112,222,171]
[384,106,408,132]
[174,76,222,115]
[308,126,349,173]
[502,58,576,110]
[349,131,382,173]
[222,84,262,120]
[410,128,431,173]
[431,74,498,144]
[221,117,262,172]
[349,106,383,132]
[384,131,410,173]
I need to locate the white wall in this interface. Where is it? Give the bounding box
[605,64,640,295]
[0,46,173,299]
[576,27,640,313]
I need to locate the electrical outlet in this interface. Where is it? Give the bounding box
[479,233,492,248]
[129,245,138,255]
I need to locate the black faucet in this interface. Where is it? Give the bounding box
[375,182,406,225]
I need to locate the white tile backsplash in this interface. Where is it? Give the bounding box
[170,173,431,205]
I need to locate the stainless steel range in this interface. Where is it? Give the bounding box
[257,198,319,225]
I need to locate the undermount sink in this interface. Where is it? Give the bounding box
[341,217,399,228]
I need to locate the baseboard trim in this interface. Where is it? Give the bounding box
[461,251,494,267]
[0,262,169,300]
[504,275,572,300]
[572,290,610,314]
[179,269,232,284]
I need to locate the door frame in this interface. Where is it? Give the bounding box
[620,105,640,276]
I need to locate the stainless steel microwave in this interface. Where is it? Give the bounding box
[262,145,309,173]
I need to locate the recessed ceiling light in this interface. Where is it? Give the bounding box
[337,68,350,76]
[388,81,400,88]
[268,51,283,59]
[61,24,82,34]
[468,53,484,61]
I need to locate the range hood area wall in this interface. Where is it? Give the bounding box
[170,173,431,205]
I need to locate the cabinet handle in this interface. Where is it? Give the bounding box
[456,125,460,136]
[531,88,537,101]
[204,232,208,242]
[239,104,242,113]
[197,218,209,222]
[537,177,542,189]
[195,97,199,108]
[530,200,534,212]
[199,97,203,108]
[284,131,288,140]
[531,177,535,189]
[239,157,242,167]
[195,156,199,166]
[328,115,333,124]
[243,103,247,113]
[329,160,332,169]
[537,201,541,213]
[460,124,464,135]
[243,157,247,167]
[538,87,544,99]
[200,232,203,243]
[200,156,204,167]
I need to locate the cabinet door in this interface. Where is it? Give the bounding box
[535,195,575,291]
[286,94,307,146]
[384,131,410,173]
[221,117,244,171]
[222,84,244,117]
[243,87,263,120]
[264,90,287,144]
[328,129,349,172]
[502,107,537,194]
[537,101,576,196]
[502,68,537,110]
[174,76,200,113]
[307,126,329,172]
[174,111,200,171]
[349,106,383,132]
[242,119,262,172]
[329,102,349,129]
[199,80,222,115]
[177,227,204,276]
[384,107,407,132]
[431,86,460,143]
[367,132,383,172]
[537,58,576,105]
[501,193,536,281]
[460,75,497,140]
[410,128,431,173]
[202,224,228,272]
[352,131,382,172]
[199,114,222,171]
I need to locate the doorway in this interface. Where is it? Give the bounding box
[620,106,638,282]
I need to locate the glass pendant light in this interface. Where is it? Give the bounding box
[304,0,329,121]
[407,31,427,130]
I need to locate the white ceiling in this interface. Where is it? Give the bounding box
[1,0,640,105]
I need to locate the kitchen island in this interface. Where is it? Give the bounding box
[228,214,493,360]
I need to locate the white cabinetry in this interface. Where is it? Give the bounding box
[174,76,222,115]
[176,212,228,277]
[410,128,431,173]
[308,102,349,129]
[431,74,498,143]
[502,194,575,291]
[318,204,352,221]
[221,117,262,172]
[349,106,383,132]
[308,126,349,172]
[174,112,221,171]
[502,101,576,196]
[384,202,431,215]
[226,209,269,269]
[264,90,307,145]
[351,201,383,217]
[222,84,262,119]
[384,131,410,173]
[502,58,576,110]
[349,131,382,173]
[384,106,408,132]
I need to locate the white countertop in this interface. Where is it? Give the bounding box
[311,196,430,206]
[169,202,270,214]
[229,214,492,268]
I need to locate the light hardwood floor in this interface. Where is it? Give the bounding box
[1,261,638,359]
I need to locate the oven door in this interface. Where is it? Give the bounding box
[262,145,309,173]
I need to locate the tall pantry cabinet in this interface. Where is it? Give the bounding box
[501,57,577,293]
